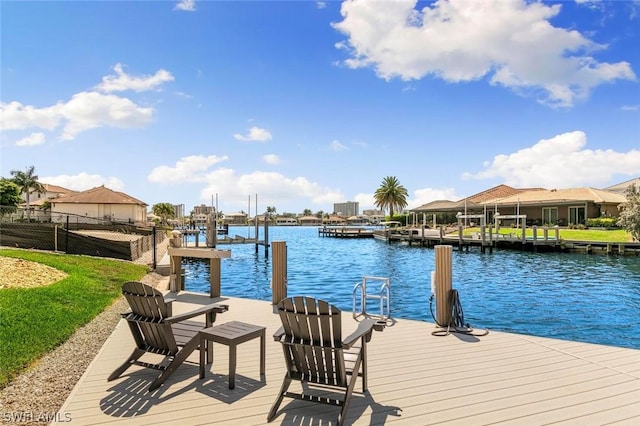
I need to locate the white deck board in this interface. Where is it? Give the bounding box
[54,292,640,425]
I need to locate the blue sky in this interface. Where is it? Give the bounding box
[1,0,639,215]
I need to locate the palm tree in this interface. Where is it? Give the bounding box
[266,206,277,224]
[152,202,175,225]
[10,165,45,221]
[374,176,409,219]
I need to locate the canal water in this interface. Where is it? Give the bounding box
[183,226,640,349]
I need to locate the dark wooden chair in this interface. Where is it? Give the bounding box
[268,296,383,425]
[107,281,228,391]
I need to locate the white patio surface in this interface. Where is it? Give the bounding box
[54,291,640,425]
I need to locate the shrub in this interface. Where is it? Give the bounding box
[586,217,618,229]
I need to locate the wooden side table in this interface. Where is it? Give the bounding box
[199,321,266,389]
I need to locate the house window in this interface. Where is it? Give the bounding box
[542,207,558,225]
[568,206,586,225]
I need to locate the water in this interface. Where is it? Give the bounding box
[183,226,640,349]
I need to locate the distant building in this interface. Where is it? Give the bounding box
[224,212,248,225]
[298,215,322,226]
[275,216,298,226]
[173,204,185,218]
[333,201,359,217]
[193,204,215,216]
[15,183,77,222]
[362,209,384,216]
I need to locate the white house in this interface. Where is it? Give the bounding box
[50,185,147,224]
[223,212,248,225]
[14,183,76,221]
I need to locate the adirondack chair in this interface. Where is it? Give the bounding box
[268,296,383,426]
[107,281,228,391]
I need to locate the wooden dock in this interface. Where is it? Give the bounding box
[54,291,640,425]
[318,226,375,238]
[372,228,640,255]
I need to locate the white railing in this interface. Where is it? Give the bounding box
[352,276,391,319]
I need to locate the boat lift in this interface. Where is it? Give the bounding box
[352,276,391,319]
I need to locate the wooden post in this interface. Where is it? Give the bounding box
[206,213,216,248]
[434,245,453,326]
[210,258,221,298]
[169,254,182,292]
[271,241,287,304]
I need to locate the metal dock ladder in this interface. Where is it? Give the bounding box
[352,276,391,319]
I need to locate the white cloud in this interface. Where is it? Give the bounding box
[263,154,280,165]
[1,93,154,141]
[174,0,196,11]
[198,169,344,211]
[58,92,154,140]
[0,101,60,131]
[15,132,46,146]
[1,65,172,140]
[410,187,461,209]
[148,155,229,183]
[332,0,636,108]
[233,126,272,142]
[330,140,347,151]
[96,63,174,93]
[463,130,640,188]
[317,2,327,9]
[354,192,375,210]
[41,173,125,192]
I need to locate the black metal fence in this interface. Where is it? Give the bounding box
[0,208,165,267]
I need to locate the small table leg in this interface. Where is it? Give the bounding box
[260,329,265,378]
[229,345,237,389]
[199,335,205,379]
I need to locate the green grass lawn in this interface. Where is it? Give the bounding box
[460,227,632,242]
[0,249,148,388]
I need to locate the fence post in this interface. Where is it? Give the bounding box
[65,215,70,254]
[152,225,157,270]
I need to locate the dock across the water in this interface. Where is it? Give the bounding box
[318,226,375,238]
[319,225,640,255]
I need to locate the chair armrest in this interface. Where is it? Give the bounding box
[165,303,229,323]
[273,326,285,342]
[343,318,377,349]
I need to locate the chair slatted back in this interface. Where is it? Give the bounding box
[122,281,178,354]
[277,296,347,387]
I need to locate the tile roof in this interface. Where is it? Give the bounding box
[464,184,544,203]
[484,187,626,205]
[412,185,545,211]
[52,185,147,206]
[604,177,640,194]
